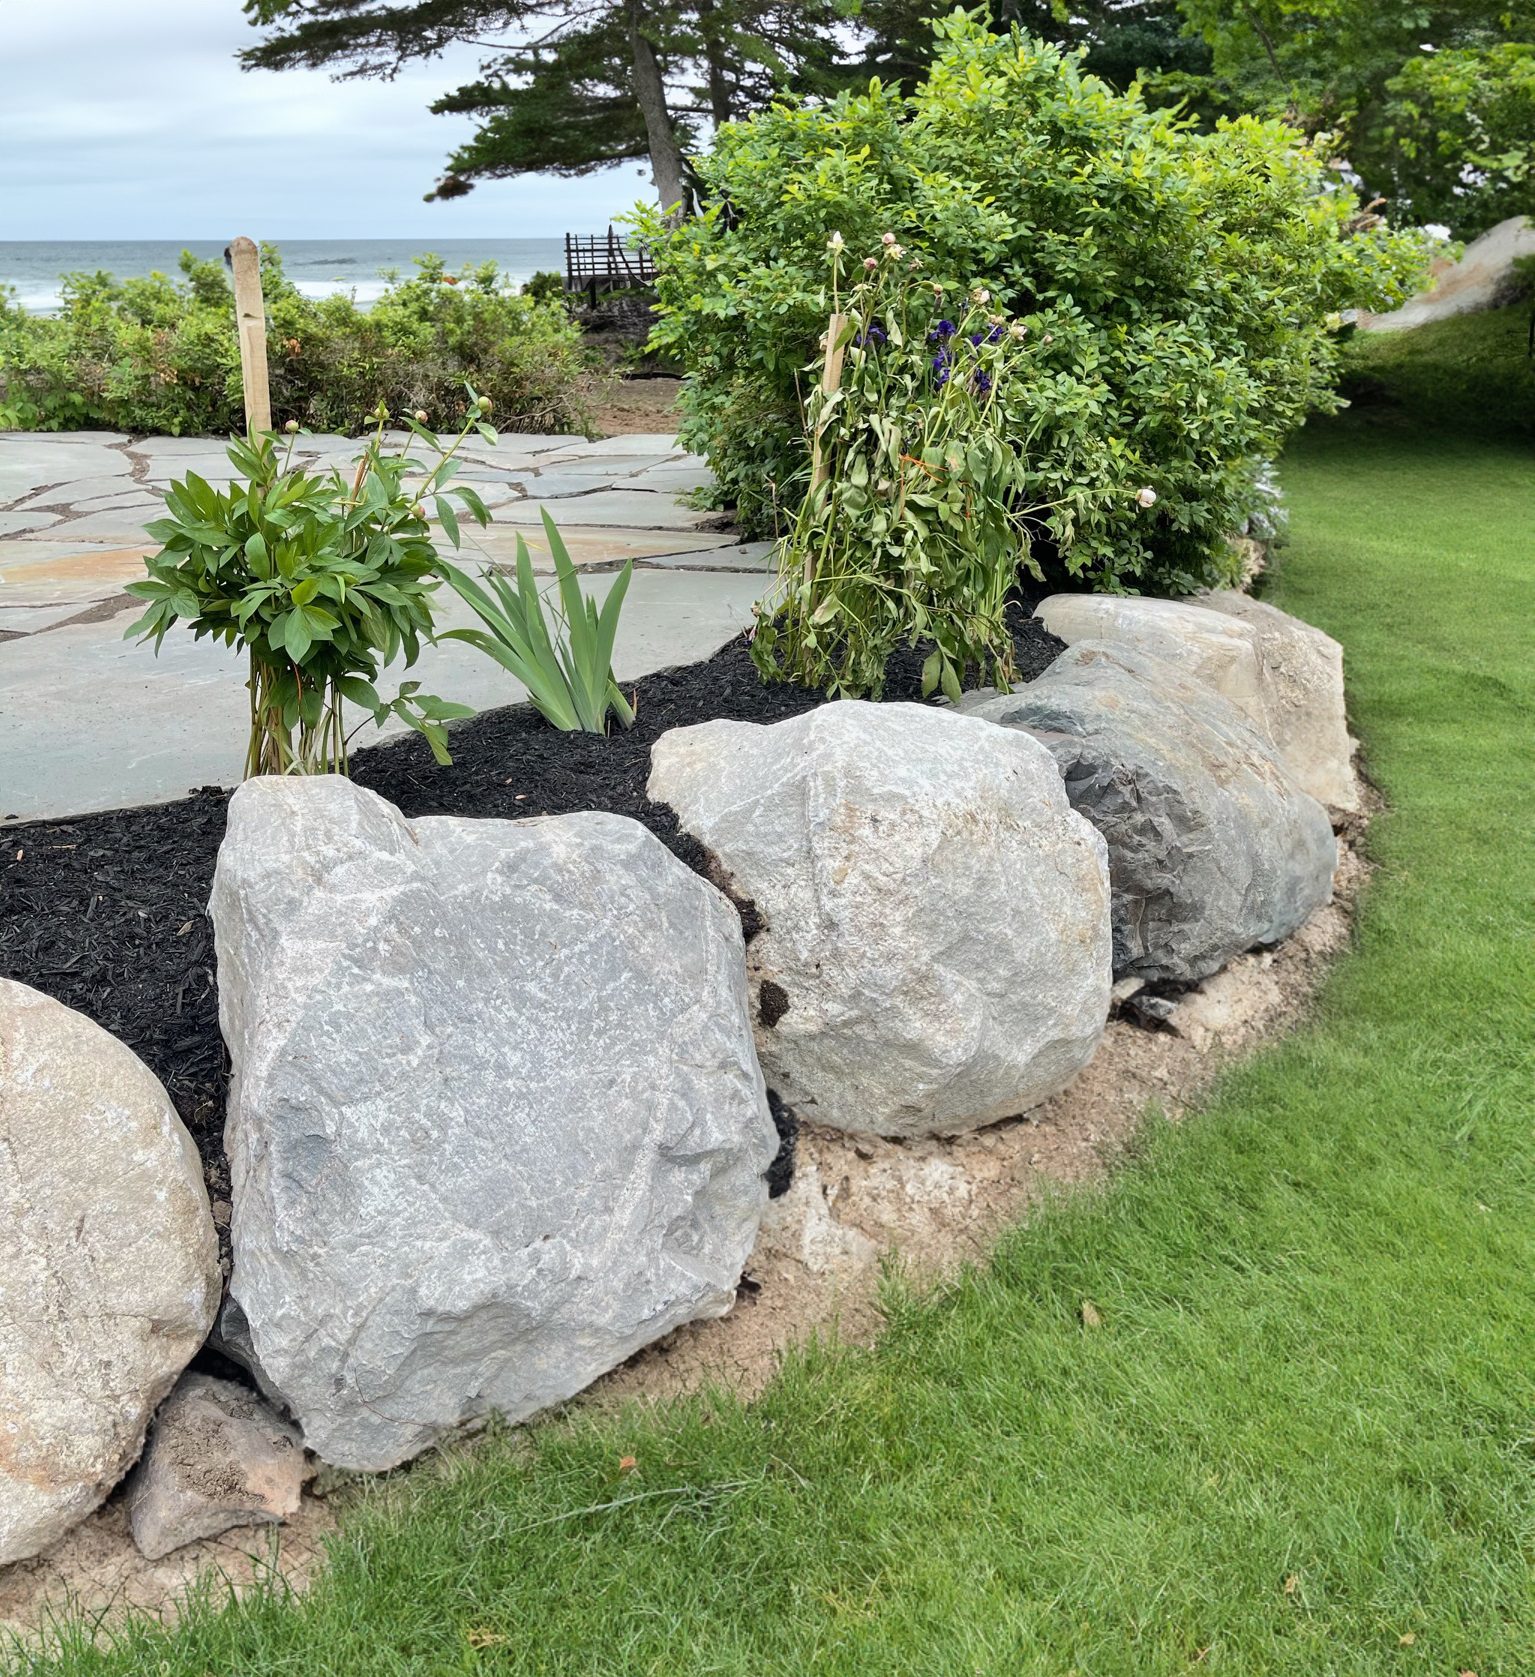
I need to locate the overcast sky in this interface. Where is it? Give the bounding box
[0,0,641,240]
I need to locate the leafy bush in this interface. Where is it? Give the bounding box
[640,11,1428,595]
[125,402,500,776]
[439,509,636,734]
[520,270,569,306]
[1376,44,1535,239]
[0,250,595,437]
[754,239,1044,699]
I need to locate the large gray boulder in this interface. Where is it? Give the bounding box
[211,778,775,1472]
[966,643,1337,983]
[1200,590,1359,812]
[1035,594,1269,731]
[0,980,220,1565]
[648,702,1112,1139]
[1037,591,1360,812]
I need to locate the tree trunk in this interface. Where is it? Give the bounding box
[697,0,733,126]
[626,0,688,218]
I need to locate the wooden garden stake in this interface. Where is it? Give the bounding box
[227,236,272,433]
[804,310,848,592]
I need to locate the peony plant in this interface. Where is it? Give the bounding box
[124,395,498,776]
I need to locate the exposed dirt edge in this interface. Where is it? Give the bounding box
[0,821,1373,1647]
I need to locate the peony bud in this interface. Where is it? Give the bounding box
[1136,486,1158,509]
[864,256,879,271]
[283,419,300,434]
[477,395,494,415]
[414,409,429,424]
[827,231,845,252]
[411,502,427,520]
[881,231,897,246]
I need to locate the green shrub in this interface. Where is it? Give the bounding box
[639,11,1429,595]
[0,250,595,438]
[520,269,569,306]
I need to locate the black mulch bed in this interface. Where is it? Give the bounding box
[0,604,1063,1203]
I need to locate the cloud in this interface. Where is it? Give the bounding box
[0,0,644,239]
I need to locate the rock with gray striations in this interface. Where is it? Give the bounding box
[967,642,1337,983]
[0,980,220,1566]
[1034,593,1269,731]
[1036,590,1360,812]
[1199,589,1359,812]
[126,1374,309,1561]
[211,777,775,1473]
[648,702,1112,1139]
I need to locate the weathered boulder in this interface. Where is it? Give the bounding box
[1200,590,1359,812]
[1361,216,1535,332]
[211,778,775,1473]
[0,980,219,1566]
[1034,594,1269,730]
[1036,591,1360,812]
[648,702,1112,1139]
[126,1374,309,1561]
[966,642,1338,983]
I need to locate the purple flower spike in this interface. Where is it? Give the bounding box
[973,370,994,394]
[929,319,957,342]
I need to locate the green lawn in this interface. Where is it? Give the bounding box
[17,374,1535,1675]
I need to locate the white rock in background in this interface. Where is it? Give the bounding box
[967,643,1338,983]
[1361,216,1535,332]
[1035,594,1269,731]
[127,1374,309,1561]
[211,778,775,1472]
[0,980,219,1566]
[1200,590,1360,812]
[648,702,1112,1139]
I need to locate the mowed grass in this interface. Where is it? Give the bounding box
[17,395,1535,1673]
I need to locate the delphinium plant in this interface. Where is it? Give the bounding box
[751,233,1040,702]
[124,391,499,776]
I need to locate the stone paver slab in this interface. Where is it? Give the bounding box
[463,525,726,571]
[1,570,763,821]
[33,508,169,544]
[495,491,714,531]
[14,478,153,510]
[0,510,64,537]
[0,543,155,607]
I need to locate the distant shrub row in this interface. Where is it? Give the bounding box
[0,250,594,437]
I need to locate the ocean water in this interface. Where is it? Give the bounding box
[0,238,567,314]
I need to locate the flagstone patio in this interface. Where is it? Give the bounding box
[0,430,774,821]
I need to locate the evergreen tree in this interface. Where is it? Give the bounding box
[241,0,844,213]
